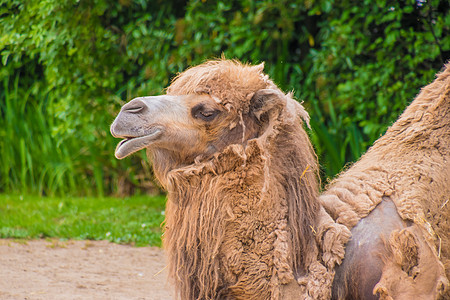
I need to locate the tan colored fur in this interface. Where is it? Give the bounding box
[321,64,450,298]
[166,60,272,114]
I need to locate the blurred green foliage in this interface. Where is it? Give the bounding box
[0,0,448,195]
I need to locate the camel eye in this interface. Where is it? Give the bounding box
[191,104,220,121]
[200,111,213,117]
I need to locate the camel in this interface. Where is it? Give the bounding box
[321,64,450,299]
[110,59,449,299]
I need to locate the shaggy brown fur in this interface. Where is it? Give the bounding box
[163,60,349,299]
[111,59,350,299]
[322,64,450,299]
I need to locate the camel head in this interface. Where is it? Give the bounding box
[111,59,310,187]
[111,93,217,159]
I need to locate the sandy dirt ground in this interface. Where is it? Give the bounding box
[0,239,174,300]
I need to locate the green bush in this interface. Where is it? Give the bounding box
[0,0,448,195]
[304,0,449,176]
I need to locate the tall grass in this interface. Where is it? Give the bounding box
[0,74,121,196]
[306,92,367,182]
[0,75,75,195]
[0,74,160,197]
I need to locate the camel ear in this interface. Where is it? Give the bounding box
[250,89,311,128]
[250,89,286,121]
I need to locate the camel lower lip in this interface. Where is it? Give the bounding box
[114,128,163,159]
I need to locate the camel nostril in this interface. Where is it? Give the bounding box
[123,99,146,114]
[126,106,144,113]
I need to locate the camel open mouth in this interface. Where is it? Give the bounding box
[114,128,163,159]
